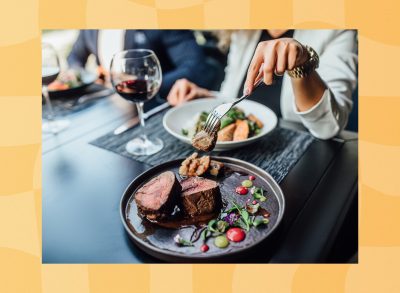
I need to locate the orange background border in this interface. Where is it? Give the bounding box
[1,0,400,292]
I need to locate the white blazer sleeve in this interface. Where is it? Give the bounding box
[293,30,358,139]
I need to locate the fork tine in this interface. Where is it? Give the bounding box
[205,115,216,134]
[204,112,213,130]
[206,115,218,134]
[208,115,220,134]
[203,105,226,135]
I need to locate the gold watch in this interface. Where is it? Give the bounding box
[287,45,319,78]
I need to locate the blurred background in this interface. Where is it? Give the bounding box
[42,30,357,132]
[42,29,227,91]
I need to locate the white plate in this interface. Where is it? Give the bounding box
[162,98,278,151]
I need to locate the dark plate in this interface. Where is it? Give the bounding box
[48,70,97,98]
[120,157,285,262]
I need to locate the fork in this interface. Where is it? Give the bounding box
[203,80,263,135]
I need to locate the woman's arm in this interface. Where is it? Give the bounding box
[290,71,326,111]
[290,31,357,139]
[244,30,357,139]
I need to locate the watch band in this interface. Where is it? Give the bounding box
[287,45,319,78]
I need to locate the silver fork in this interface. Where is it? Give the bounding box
[203,80,263,135]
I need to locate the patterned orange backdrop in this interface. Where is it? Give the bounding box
[1,0,399,292]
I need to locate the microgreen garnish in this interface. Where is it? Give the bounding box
[251,187,267,202]
[174,234,194,246]
[217,220,229,233]
[192,185,270,249]
[252,216,270,227]
[223,212,239,226]
[181,128,189,136]
[232,201,251,231]
[207,219,218,232]
[200,228,211,241]
[246,202,260,214]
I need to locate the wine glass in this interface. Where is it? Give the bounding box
[42,43,70,133]
[110,49,163,156]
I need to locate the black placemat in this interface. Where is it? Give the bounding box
[42,84,108,117]
[90,111,315,183]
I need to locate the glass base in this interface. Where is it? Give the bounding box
[42,119,70,134]
[126,136,163,156]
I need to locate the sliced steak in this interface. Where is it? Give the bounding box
[192,130,217,152]
[135,171,181,220]
[180,177,221,217]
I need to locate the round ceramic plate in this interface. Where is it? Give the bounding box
[48,69,97,98]
[162,99,278,151]
[120,156,285,262]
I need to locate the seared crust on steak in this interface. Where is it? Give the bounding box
[179,152,211,177]
[135,171,181,220]
[192,130,217,152]
[180,177,221,217]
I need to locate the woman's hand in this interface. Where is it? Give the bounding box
[167,78,212,106]
[96,66,108,85]
[244,38,309,94]
[244,37,326,112]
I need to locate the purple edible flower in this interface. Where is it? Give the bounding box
[224,212,239,226]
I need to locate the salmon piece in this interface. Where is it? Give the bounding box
[217,123,236,141]
[48,81,68,91]
[247,114,264,129]
[233,120,249,141]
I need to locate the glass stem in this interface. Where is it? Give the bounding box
[42,85,55,121]
[136,102,147,140]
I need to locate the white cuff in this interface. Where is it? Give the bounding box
[293,89,340,140]
[293,89,330,121]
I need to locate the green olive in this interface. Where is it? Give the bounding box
[214,235,229,248]
[241,180,253,188]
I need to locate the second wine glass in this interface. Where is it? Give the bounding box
[42,43,70,134]
[110,49,163,156]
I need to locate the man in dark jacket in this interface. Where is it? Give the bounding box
[67,30,215,98]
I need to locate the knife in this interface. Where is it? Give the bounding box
[64,88,114,109]
[113,102,170,135]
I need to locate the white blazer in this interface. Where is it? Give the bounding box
[219,30,358,139]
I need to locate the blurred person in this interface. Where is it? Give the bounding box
[67,30,215,98]
[167,30,358,139]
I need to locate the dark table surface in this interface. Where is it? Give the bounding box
[42,94,358,263]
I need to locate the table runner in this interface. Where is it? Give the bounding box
[90,111,315,183]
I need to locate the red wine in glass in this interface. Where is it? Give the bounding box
[114,79,158,103]
[42,43,70,133]
[42,66,60,86]
[110,49,163,156]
